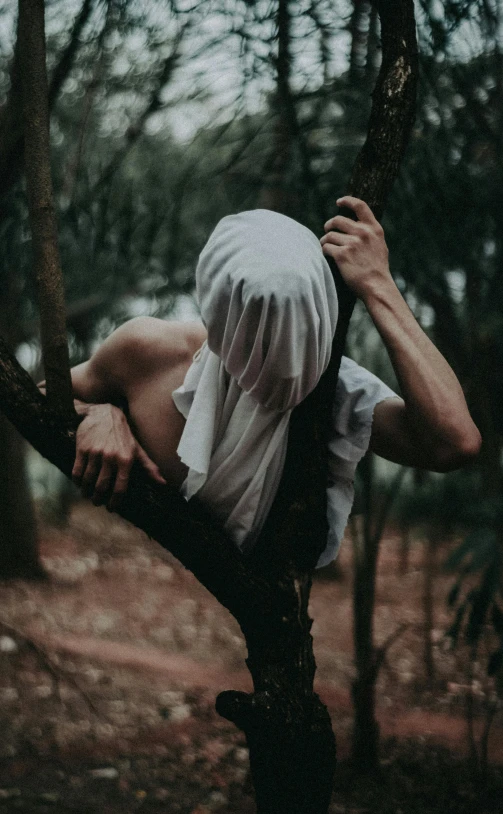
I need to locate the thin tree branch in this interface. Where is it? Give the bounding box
[18,0,74,413]
[48,0,95,106]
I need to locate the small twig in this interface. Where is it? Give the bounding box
[0,619,102,718]
[374,622,410,673]
[480,695,500,779]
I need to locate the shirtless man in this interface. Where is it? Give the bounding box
[67,198,481,532]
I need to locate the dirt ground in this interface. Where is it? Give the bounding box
[0,502,502,813]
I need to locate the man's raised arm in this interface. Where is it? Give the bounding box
[321,196,482,472]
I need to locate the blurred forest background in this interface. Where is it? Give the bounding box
[0,1,502,812]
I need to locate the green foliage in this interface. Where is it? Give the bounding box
[444,499,503,655]
[397,466,503,674]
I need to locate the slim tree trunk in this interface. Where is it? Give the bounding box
[423,531,437,688]
[365,5,380,84]
[0,251,41,579]
[260,0,326,225]
[18,0,74,413]
[399,524,411,575]
[351,457,407,772]
[0,414,41,578]
[260,0,296,215]
[349,1,372,82]
[0,2,418,810]
[0,1,96,574]
[351,454,380,771]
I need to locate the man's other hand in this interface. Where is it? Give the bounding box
[320,196,390,301]
[72,403,167,510]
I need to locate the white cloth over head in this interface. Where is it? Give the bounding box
[196,209,338,412]
[172,209,399,567]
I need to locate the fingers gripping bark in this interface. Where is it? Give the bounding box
[320,196,390,300]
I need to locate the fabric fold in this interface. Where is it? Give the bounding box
[172,209,400,567]
[196,209,338,412]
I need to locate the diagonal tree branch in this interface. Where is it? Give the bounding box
[48,0,95,107]
[92,29,187,196]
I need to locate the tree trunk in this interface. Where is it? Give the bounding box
[349,1,373,83]
[18,0,74,413]
[351,457,407,772]
[423,531,437,688]
[259,0,323,225]
[0,1,97,575]
[350,455,380,771]
[0,414,41,579]
[260,0,296,215]
[0,2,418,810]
[0,253,41,578]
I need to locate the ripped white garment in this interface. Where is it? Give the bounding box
[171,208,398,567]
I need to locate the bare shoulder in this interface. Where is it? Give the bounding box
[89,316,207,391]
[120,316,205,357]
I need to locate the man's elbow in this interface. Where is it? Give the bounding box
[434,426,482,472]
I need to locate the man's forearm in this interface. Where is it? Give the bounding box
[38,379,114,418]
[321,196,481,469]
[363,276,480,456]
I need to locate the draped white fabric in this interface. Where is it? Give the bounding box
[196,209,338,412]
[323,356,397,566]
[172,209,399,566]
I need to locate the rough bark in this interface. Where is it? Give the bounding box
[0,1,418,811]
[18,0,74,414]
